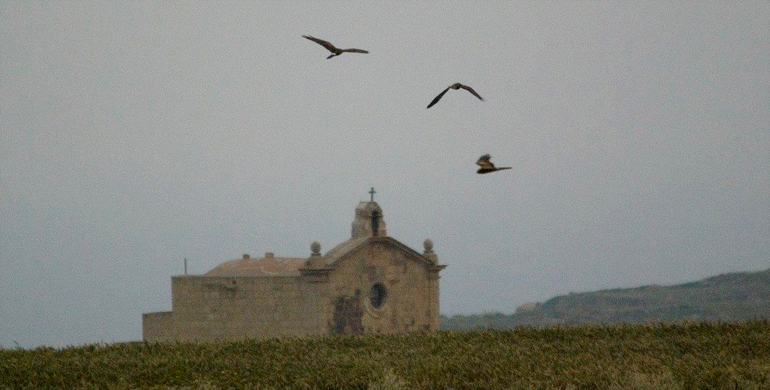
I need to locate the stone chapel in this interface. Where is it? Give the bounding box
[142,199,446,342]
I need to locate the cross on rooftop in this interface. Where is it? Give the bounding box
[369,187,376,202]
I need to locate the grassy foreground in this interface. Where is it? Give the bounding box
[2,322,770,389]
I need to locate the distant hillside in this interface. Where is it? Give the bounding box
[442,268,770,329]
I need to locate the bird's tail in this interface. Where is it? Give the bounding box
[327,54,338,59]
[498,167,512,171]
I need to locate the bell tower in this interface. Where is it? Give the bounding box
[351,188,387,238]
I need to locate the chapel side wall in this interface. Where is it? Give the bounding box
[170,276,324,341]
[142,311,174,342]
[325,240,435,334]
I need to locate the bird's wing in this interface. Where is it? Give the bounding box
[476,154,495,169]
[302,35,337,52]
[341,48,369,54]
[427,87,451,109]
[460,84,484,101]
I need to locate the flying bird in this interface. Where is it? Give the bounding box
[302,35,369,59]
[427,83,484,109]
[476,154,511,174]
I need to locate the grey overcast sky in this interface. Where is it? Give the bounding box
[1,1,768,347]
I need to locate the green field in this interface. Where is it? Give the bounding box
[2,321,769,389]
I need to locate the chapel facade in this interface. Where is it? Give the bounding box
[142,200,446,342]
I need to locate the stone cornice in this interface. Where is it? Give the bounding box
[298,268,333,277]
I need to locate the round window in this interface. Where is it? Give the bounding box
[369,283,387,309]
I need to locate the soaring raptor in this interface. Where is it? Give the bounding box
[427,83,484,109]
[302,35,369,59]
[476,154,511,174]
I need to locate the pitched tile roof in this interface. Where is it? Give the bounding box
[205,256,307,277]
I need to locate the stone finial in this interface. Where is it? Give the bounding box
[423,239,438,263]
[423,239,434,253]
[306,241,324,269]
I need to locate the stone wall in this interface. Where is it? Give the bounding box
[429,275,441,330]
[142,311,174,342]
[147,275,324,342]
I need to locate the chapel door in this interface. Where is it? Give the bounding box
[330,290,363,335]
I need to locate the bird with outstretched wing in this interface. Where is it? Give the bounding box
[427,83,484,108]
[302,35,369,59]
[476,154,511,174]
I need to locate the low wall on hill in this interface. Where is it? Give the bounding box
[142,311,174,342]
